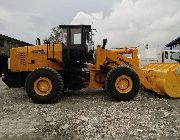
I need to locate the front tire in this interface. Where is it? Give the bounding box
[25,67,63,103]
[105,66,140,101]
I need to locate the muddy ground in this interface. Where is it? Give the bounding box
[0,79,179,140]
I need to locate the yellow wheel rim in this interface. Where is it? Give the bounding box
[34,77,52,96]
[115,75,133,94]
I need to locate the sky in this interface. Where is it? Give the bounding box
[0,0,180,49]
[0,0,117,44]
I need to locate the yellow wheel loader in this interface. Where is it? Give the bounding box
[1,25,180,103]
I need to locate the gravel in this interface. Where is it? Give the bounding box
[0,79,179,140]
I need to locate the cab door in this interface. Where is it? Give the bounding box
[69,27,85,67]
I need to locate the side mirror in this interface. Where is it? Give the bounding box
[102,39,107,49]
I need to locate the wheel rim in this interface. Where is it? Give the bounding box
[115,75,133,93]
[34,77,52,96]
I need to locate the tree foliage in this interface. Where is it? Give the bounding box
[48,26,61,42]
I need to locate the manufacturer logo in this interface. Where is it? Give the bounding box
[31,49,45,55]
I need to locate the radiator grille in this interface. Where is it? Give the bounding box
[19,53,26,65]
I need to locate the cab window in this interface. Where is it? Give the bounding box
[60,28,68,46]
[71,28,81,45]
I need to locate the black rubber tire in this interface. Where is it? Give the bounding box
[105,66,140,101]
[25,67,63,104]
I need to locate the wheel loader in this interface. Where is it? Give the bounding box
[1,25,180,103]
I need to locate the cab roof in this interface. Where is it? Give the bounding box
[59,25,91,30]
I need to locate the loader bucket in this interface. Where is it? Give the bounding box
[142,63,180,98]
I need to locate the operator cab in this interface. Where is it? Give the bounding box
[59,25,94,71]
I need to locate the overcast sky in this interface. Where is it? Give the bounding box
[0,0,180,48]
[0,0,118,44]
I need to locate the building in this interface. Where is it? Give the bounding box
[0,34,33,56]
[165,37,180,50]
[139,45,162,67]
[140,37,180,66]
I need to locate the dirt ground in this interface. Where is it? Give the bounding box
[0,79,179,140]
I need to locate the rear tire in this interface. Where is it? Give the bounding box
[105,66,140,101]
[25,67,63,103]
